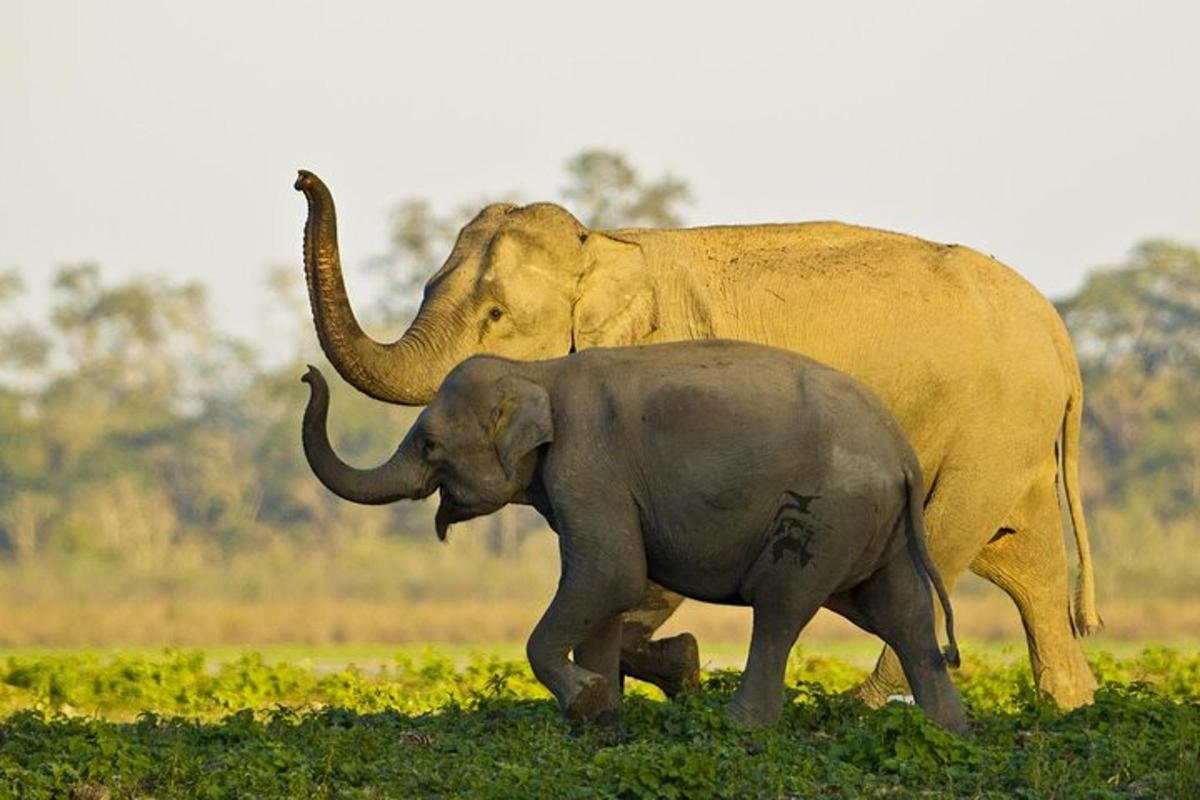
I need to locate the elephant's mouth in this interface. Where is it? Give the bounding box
[434,489,482,541]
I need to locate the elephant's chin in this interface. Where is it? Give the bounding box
[434,489,510,542]
[434,502,454,542]
[434,491,479,542]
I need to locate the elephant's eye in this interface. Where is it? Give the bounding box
[488,306,504,322]
[419,437,439,459]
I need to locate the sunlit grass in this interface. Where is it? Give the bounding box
[0,645,1195,798]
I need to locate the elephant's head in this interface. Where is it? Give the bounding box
[300,360,552,539]
[295,170,656,405]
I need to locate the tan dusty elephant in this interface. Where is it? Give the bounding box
[295,169,1102,708]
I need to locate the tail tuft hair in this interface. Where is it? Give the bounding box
[942,643,961,670]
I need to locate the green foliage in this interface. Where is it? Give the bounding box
[0,259,429,571]
[1055,240,1200,597]
[1059,240,1200,378]
[562,150,692,229]
[0,648,1195,798]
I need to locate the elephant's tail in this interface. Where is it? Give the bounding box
[903,471,960,669]
[1062,374,1103,636]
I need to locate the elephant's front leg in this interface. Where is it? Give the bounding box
[619,583,700,697]
[573,616,624,717]
[527,516,647,723]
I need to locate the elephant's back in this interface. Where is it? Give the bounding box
[565,340,899,455]
[626,221,1072,478]
[630,220,1067,372]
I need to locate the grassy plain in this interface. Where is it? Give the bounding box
[0,645,1195,798]
[0,531,1195,797]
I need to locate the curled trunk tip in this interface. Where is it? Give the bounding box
[300,365,419,506]
[301,363,324,387]
[294,169,322,193]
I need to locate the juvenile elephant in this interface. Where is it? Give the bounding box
[300,340,969,732]
[295,170,1100,708]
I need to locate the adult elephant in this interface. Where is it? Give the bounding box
[295,170,1101,707]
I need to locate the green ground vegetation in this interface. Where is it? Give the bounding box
[0,646,1195,799]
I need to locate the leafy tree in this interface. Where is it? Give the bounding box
[0,265,259,561]
[0,272,50,379]
[562,149,691,228]
[1058,240,1200,596]
[1059,240,1200,378]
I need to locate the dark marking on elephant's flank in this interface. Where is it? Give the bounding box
[769,491,820,566]
[778,490,816,516]
[772,529,815,566]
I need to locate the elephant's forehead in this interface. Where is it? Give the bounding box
[426,397,490,443]
[426,255,479,295]
[506,201,582,231]
[433,363,491,403]
[442,357,507,393]
[426,212,510,289]
[417,402,460,437]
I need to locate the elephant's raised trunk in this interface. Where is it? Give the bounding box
[300,365,430,505]
[295,170,443,405]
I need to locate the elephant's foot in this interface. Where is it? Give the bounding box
[1040,673,1097,710]
[1032,645,1098,709]
[848,646,910,709]
[564,675,619,723]
[619,632,701,698]
[846,678,891,709]
[724,697,774,730]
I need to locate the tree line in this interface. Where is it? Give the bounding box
[0,151,1194,601]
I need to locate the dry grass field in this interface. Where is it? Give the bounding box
[1,592,1196,651]
[0,520,1194,649]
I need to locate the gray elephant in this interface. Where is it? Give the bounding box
[299,340,968,732]
[296,170,1100,708]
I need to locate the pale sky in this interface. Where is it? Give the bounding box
[3,1,1197,351]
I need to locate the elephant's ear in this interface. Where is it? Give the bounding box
[571,233,658,349]
[490,376,554,481]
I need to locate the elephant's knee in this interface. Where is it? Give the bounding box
[525,627,561,686]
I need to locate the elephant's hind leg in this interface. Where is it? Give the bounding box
[727,578,833,728]
[852,550,969,733]
[618,583,699,697]
[851,471,1005,707]
[970,470,1098,708]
